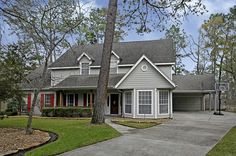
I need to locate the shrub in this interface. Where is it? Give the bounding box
[42,107,92,117]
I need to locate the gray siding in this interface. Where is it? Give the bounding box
[158,65,172,79]
[118,60,173,89]
[118,67,131,74]
[90,68,100,75]
[51,69,80,86]
[173,93,202,111]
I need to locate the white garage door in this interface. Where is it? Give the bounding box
[173,95,202,111]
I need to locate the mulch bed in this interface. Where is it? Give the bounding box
[0,128,51,155]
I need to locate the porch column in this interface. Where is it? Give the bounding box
[169,90,173,118]
[213,93,217,112]
[209,93,212,112]
[202,94,206,111]
[133,89,136,118]
[60,92,63,107]
[90,92,93,109]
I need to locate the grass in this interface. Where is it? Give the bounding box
[207,126,236,156]
[111,118,169,129]
[0,117,120,156]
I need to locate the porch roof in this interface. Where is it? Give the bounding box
[52,74,125,89]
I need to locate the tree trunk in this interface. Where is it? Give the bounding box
[91,0,118,124]
[26,89,39,134]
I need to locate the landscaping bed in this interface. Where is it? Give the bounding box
[0,128,50,155]
[111,117,169,129]
[0,117,120,156]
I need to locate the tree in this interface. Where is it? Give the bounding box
[165,25,187,74]
[83,8,126,44]
[91,0,206,124]
[0,0,85,134]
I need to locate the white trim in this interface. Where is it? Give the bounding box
[137,90,154,116]
[90,65,100,68]
[169,90,173,118]
[77,52,92,62]
[124,91,132,115]
[118,64,134,67]
[115,55,176,88]
[111,51,120,60]
[48,66,80,70]
[154,62,175,65]
[154,89,158,118]
[158,90,169,115]
[173,90,215,93]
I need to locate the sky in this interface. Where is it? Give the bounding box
[1,0,235,71]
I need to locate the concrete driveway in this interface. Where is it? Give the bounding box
[60,112,236,156]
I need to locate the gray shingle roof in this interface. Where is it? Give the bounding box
[49,39,174,68]
[53,74,125,89]
[21,65,51,90]
[173,74,215,92]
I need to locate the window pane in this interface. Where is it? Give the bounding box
[125,105,131,114]
[138,91,152,114]
[45,94,51,107]
[139,105,151,114]
[159,91,168,114]
[125,92,132,114]
[81,63,89,75]
[67,94,74,106]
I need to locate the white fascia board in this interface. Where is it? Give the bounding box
[48,66,80,70]
[111,51,120,60]
[77,52,92,62]
[154,62,175,65]
[115,55,176,88]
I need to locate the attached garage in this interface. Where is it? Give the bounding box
[173,74,215,111]
[173,93,202,111]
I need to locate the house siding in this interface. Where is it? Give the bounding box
[51,69,80,86]
[118,60,173,89]
[158,65,172,79]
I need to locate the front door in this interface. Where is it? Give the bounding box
[110,94,119,114]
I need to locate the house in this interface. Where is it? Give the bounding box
[22,39,216,118]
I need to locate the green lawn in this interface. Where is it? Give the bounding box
[0,117,120,156]
[207,126,236,156]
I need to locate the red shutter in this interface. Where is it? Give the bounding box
[40,94,44,110]
[50,94,54,107]
[27,93,31,112]
[83,93,87,107]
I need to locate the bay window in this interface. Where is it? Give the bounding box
[138,90,152,115]
[159,91,169,114]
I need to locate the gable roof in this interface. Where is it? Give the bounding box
[49,39,174,68]
[77,52,93,62]
[115,55,176,88]
[52,74,124,89]
[173,74,215,93]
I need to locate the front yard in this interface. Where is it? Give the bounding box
[207,126,236,156]
[0,117,120,156]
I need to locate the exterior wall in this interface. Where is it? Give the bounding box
[90,68,100,75]
[118,60,173,89]
[158,65,172,79]
[51,69,80,86]
[173,93,203,111]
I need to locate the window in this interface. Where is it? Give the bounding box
[67,94,74,106]
[124,92,132,114]
[81,63,89,75]
[159,91,169,114]
[44,94,51,107]
[87,93,95,107]
[138,90,152,114]
[110,60,118,74]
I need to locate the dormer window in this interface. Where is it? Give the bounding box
[81,63,89,75]
[110,60,118,74]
